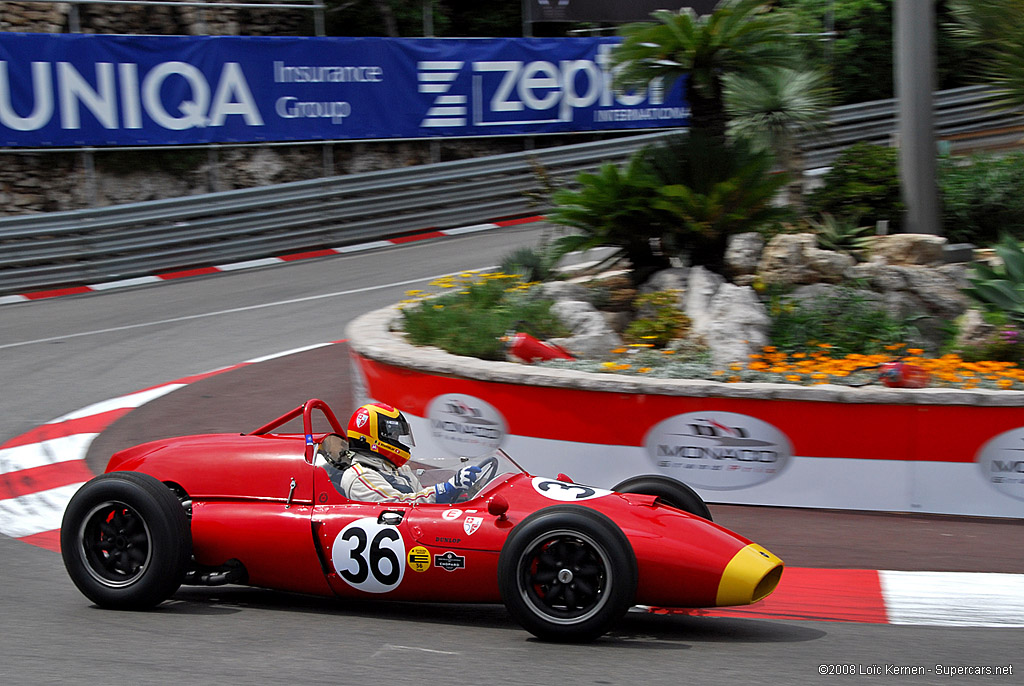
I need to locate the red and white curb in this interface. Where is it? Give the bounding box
[0,342,336,550]
[649,567,1024,628]
[0,216,543,306]
[2,343,1022,628]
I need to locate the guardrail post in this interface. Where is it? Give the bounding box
[323,143,335,176]
[208,145,219,192]
[81,149,97,207]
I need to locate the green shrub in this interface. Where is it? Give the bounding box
[548,133,790,281]
[768,286,912,356]
[806,142,903,231]
[500,245,558,283]
[807,213,873,260]
[940,152,1024,245]
[644,132,791,271]
[547,155,670,286]
[955,321,1024,364]
[623,290,690,347]
[964,233,1024,326]
[401,275,566,361]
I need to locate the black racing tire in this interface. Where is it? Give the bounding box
[60,471,192,610]
[612,475,713,521]
[498,505,637,642]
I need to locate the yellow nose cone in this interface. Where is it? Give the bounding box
[716,543,784,606]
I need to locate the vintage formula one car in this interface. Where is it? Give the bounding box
[61,399,783,641]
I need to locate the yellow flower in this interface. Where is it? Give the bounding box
[638,367,652,374]
[661,349,676,355]
[611,347,627,354]
[786,374,802,382]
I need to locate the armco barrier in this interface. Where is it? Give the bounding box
[347,306,1024,519]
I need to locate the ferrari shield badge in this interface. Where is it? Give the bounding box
[463,516,482,535]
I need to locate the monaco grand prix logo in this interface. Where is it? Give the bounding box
[427,393,506,458]
[975,428,1024,501]
[644,411,792,490]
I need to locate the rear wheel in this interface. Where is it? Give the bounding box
[613,475,712,521]
[498,506,636,642]
[61,472,192,609]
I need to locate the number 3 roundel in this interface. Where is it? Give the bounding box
[531,477,611,502]
[332,517,406,593]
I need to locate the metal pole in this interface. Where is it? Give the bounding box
[314,0,325,36]
[895,0,940,235]
[422,0,433,37]
[82,150,97,206]
[208,145,219,192]
[522,0,532,37]
[323,142,334,176]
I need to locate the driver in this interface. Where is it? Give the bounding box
[339,402,480,504]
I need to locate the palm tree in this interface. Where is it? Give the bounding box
[547,155,672,285]
[611,0,798,141]
[947,0,1024,109]
[724,66,834,208]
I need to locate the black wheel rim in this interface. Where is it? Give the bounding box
[78,500,153,588]
[516,529,611,625]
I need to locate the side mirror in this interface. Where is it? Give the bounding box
[487,494,509,520]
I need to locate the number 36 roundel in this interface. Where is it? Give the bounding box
[332,517,406,593]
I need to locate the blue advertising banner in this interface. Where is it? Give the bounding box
[0,33,688,147]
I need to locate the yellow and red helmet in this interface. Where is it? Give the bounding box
[346,402,415,467]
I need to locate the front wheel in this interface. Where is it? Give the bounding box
[498,506,637,642]
[61,471,192,609]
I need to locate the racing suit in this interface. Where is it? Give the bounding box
[340,450,440,503]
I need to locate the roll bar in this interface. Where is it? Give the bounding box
[249,398,347,463]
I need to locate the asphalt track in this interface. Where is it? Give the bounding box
[1,222,1021,685]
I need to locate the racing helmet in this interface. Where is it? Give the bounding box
[346,402,416,467]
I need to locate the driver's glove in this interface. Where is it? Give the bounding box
[433,465,482,503]
[453,465,482,489]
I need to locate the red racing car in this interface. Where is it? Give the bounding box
[61,399,783,641]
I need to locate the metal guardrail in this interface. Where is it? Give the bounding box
[802,84,1024,169]
[0,131,673,295]
[1,85,1022,297]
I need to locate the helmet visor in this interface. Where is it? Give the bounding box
[380,415,415,450]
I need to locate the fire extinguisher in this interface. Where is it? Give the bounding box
[848,358,930,388]
[502,322,575,363]
[877,360,930,388]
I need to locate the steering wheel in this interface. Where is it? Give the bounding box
[463,456,500,500]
